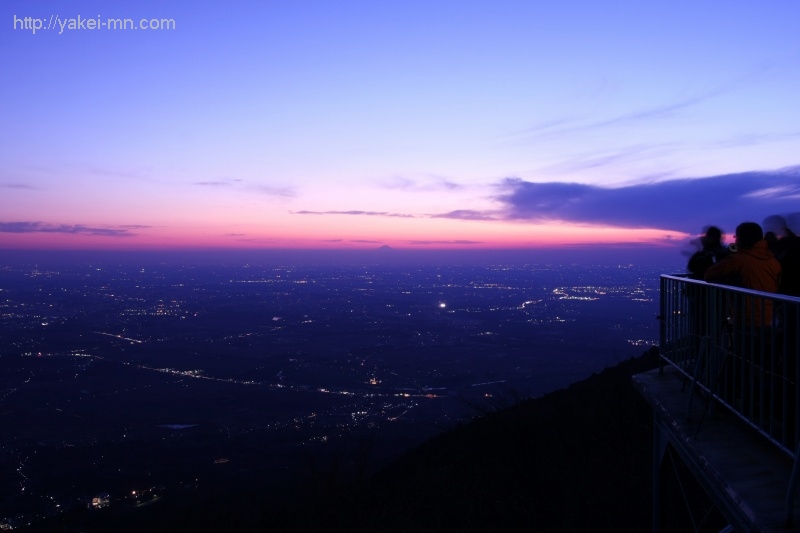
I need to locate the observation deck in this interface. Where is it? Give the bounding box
[635,275,800,532]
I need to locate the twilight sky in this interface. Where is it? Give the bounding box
[2,1,799,252]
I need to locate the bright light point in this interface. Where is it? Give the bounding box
[439,303,446,309]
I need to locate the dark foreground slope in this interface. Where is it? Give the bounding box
[38,348,725,532]
[269,347,725,532]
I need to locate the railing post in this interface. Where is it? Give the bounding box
[658,276,667,374]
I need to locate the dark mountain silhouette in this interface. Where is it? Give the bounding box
[264,347,724,532]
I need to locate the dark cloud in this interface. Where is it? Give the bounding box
[225,233,246,237]
[349,239,382,244]
[196,181,232,186]
[292,210,414,218]
[494,167,800,233]
[0,222,142,237]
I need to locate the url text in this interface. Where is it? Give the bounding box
[13,15,176,35]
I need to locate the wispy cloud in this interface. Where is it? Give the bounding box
[0,222,147,237]
[194,179,295,197]
[231,237,284,243]
[407,239,484,245]
[1,183,39,190]
[88,165,152,181]
[493,166,800,232]
[514,68,773,143]
[429,210,498,221]
[742,185,800,200]
[378,176,464,192]
[534,143,685,176]
[251,185,296,197]
[704,131,800,150]
[292,210,415,218]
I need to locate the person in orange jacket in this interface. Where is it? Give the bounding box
[704,221,781,326]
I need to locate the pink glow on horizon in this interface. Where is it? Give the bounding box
[0,220,688,251]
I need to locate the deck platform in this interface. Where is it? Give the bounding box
[634,366,800,532]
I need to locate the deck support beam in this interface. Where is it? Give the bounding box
[653,415,668,533]
[635,367,799,532]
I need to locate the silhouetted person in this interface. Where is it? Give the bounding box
[704,222,782,419]
[764,214,793,259]
[774,215,800,431]
[704,222,781,313]
[779,241,800,296]
[765,231,779,255]
[774,213,800,297]
[687,226,729,280]
[685,226,730,356]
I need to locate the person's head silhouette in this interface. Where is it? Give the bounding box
[734,222,763,251]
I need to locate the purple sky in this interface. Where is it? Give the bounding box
[2,1,799,252]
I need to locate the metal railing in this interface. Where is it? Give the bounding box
[659,274,800,454]
[660,275,800,457]
[659,274,800,525]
